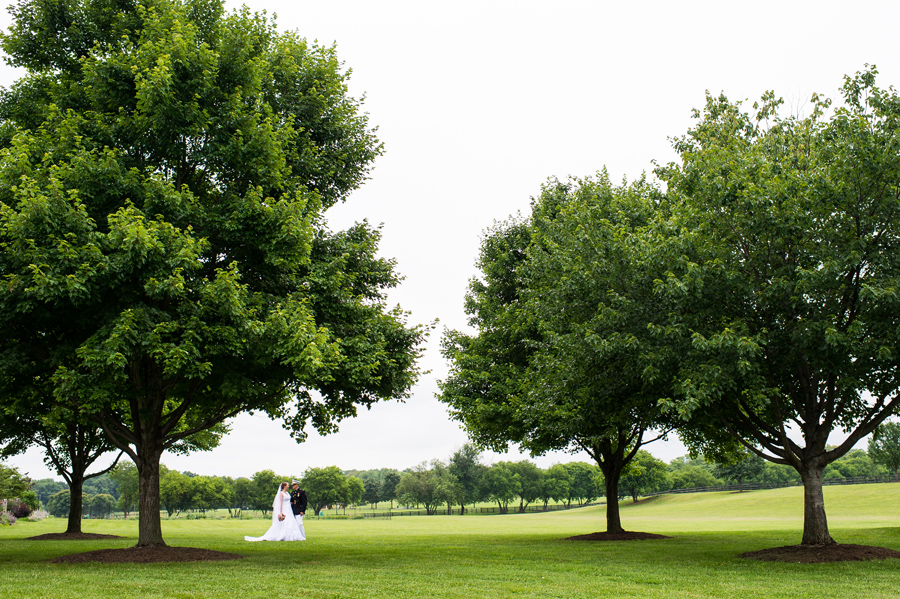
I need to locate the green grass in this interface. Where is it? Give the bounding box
[3,483,900,599]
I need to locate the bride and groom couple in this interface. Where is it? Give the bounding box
[245,480,308,542]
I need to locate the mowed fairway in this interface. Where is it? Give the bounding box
[2,483,900,599]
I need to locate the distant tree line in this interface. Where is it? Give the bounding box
[31,463,368,519]
[619,433,900,502]
[12,421,900,522]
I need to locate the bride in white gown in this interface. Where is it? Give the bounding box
[244,482,306,542]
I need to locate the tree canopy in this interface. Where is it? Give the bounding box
[0,462,31,499]
[656,67,900,545]
[439,173,676,533]
[868,422,900,480]
[0,0,426,547]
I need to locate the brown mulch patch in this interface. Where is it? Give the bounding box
[565,531,672,541]
[49,546,245,564]
[740,543,900,563]
[27,532,126,541]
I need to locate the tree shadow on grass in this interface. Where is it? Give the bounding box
[564,531,672,541]
[49,546,244,564]
[740,543,900,563]
[28,533,125,541]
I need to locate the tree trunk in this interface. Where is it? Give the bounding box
[136,450,166,547]
[66,473,85,534]
[604,471,624,534]
[800,463,834,545]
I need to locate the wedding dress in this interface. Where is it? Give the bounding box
[244,488,305,542]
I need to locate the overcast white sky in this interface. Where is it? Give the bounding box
[6,0,900,481]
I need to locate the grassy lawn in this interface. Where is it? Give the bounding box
[2,483,899,599]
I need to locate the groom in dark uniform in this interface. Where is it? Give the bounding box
[290,480,307,541]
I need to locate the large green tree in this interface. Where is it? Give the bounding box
[656,67,900,545]
[0,0,425,547]
[440,174,677,533]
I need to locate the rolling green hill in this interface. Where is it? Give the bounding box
[609,482,900,533]
[2,482,899,599]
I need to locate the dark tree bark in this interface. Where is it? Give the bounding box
[800,463,833,545]
[602,471,624,534]
[136,449,166,547]
[583,427,653,535]
[66,473,85,534]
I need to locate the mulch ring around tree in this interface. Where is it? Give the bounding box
[565,531,672,541]
[49,546,245,564]
[741,543,900,563]
[27,532,126,541]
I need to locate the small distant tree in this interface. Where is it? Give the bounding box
[432,461,462,513]
[84,473,118,499]
[668,458,721,490]
[619,451,669,502]
[18,490,41,513]
[869,423,900,481]
[396,462,441,515]
[563,462,600,506]
[250,470,282,516]
[191,476,231,514]
[109,463,139,519]
[302,466,348,515]
[342,477,365,510]
[230,477,254,518]
[540,464,572,509]
[361,478,382,508]
[160,471,193,517]
[823,449,881,479]
[0,405,122,534]
[89,494,115,519]
[0,463,31,502]
[46,490,71,518]
[31,479,67,507]
[759,463,801,486]
[481,462,519,514]
[448,444,486,514]
[508,461,542,513]
[380,470,401,509]
[713,451,766,492]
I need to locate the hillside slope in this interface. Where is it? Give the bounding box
[544,482,900,534]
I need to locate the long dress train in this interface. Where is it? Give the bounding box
[244,489,305,542]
